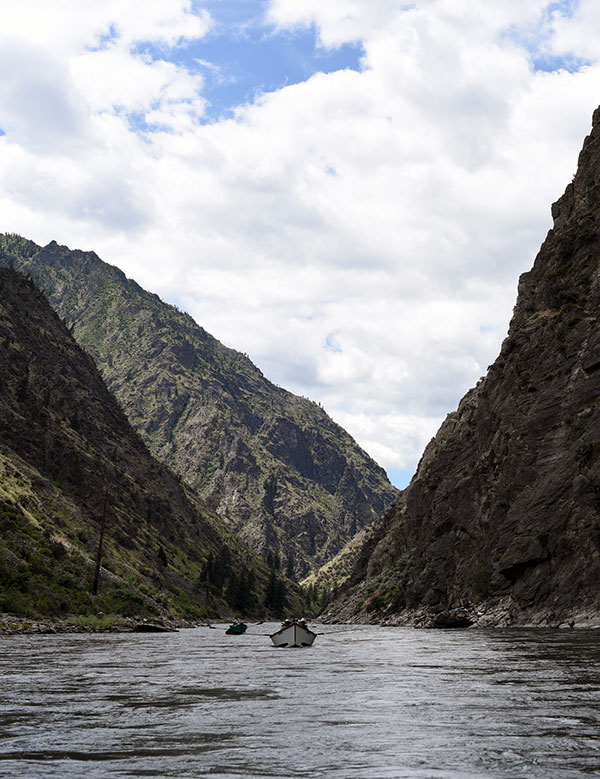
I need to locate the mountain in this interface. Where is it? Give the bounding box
[0,265,291,622]
[323,107,600,628]
[0,236,397,576]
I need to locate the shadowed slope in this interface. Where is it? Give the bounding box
[0,266,279,620]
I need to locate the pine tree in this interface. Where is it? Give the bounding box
[264,570,287,616]
[285,554,295,581]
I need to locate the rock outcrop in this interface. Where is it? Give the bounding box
[0,237,397,576]
[324,107,600,628]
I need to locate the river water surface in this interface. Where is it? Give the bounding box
[1,624,599,778]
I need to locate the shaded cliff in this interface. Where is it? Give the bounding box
[0,237,397,576]
[324,108,600,628]
[0,266,284,620]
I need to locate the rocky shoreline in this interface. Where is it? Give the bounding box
[322,591,600,629]
[0,612,206,635]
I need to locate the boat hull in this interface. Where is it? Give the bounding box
[270,623,316,647]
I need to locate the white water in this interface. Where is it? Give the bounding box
[1,625,599,777]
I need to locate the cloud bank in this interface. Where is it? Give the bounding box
[1,0,599,486]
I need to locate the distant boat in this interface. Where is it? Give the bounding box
[225,622,247,635]
[270,618,316,647]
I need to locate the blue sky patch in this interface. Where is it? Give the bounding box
[134,0,363,122]
[531,52,589,73]
[190,31,362,120]
[0,129,5,137]
[95,23,118,50]
[325,333,342,353]
[502,0,588,74]
[386,468,414,490]
[125,111,167,135]
[546,0,579,19]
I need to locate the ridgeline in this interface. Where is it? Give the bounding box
[0,237,397,577]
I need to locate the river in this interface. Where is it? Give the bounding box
[1,624,599,778]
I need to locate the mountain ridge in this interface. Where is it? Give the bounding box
[0,235,397,577]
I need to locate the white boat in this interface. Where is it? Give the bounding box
[270,618,317,647]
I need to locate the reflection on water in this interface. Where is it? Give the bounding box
[0,625,599,778]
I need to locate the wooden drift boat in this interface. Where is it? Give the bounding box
[270,618,316,647]
[225,622,247,635]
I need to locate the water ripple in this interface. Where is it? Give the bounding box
[0,625,599,777]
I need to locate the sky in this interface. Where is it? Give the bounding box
[1,0,599,489]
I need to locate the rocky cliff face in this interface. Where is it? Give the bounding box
[0,237,397,576]
[0,266,276,620]
[324,108,600,628]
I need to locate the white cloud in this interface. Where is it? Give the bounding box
[0,0,599,483]
[331,410,443,472]
[545,0,600,62]
[71,47,206,118]
[0,36,89,153]
[266,0,402,47]
[266,0,551,49]
[0,0,211,53]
